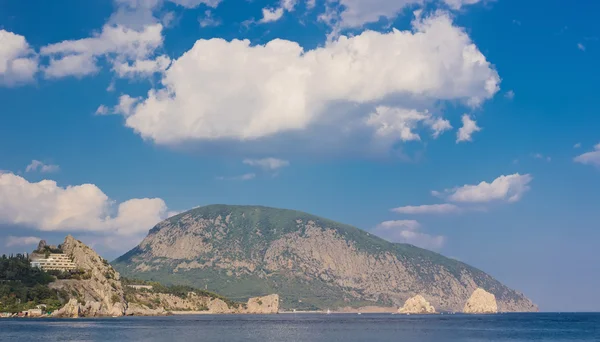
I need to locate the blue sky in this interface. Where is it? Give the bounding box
[1,0,599,312]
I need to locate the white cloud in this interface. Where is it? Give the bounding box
[243,158,290,170]
[112,55,171,78]
[25,160,60,173]
[5,236,42,247]
[391,203,461,214]
[505,90,515,100]
[44,54,99,79]
[574,143,581,149]
[372,220,445,249]
[0,172,168,237]
[260,7,285,23]
[532,153,551,162]
[260,0,297,23]
[578,43,586,51]
[41,24,164,79]
[443,0,483,10]
[445,173,532,203]
[199,10,222,27]
[216,173,256,181]
[574,143,600,167]
[115,94,142,116]
[168,0,222,8]
[95,105,110,115]
[322,0,483,30]
[456,114,481,143]
[0,30,38,86]
[118,12,499,146]
[366,106,452,141]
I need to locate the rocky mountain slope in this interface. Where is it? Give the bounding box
[113,205,538,312]
[49,235,278,317]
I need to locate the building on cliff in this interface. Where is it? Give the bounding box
[30,253,76,271]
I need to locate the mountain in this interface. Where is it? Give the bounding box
[113,205,537,312]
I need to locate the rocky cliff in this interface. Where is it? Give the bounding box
[113,205,538,312]
[398,295,436,314]
[50,235,278,317]
[50,235,127,317]
[463,288,498,314]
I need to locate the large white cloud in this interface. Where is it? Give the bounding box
[445,173,533,203]
[574,143,600,167]
[40,24,164,79]
[0,172,169,237]
[118,12,499,146]
[0,30,38,86]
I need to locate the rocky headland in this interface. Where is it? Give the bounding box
[114,205,538,313]
[45,236,279,317]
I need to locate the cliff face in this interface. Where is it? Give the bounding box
[126,292,279,314]
[113,205,538,312]
[50,235,127,317]
[463,288,498,314]
[49,235,279,317]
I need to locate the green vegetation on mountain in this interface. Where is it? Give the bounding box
[0,254,66,313]
[113,204,537,312]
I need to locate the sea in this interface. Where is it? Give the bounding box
[1,313,598,342]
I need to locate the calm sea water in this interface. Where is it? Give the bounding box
[1,313,598,342]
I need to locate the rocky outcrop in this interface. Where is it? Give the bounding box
[398,295,436,314]
[114,205,538,312]
[127,291,279,314]
[463,288,498,314]
[245,294,279,314]
[50,235,127,317]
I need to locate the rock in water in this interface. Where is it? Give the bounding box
[51,235,127,317]
[398,295,436,314]
[463,288,498,314]
[113,205,537,312]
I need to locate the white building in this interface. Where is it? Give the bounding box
[30,253,76,271]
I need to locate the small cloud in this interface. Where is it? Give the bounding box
[216,173,256,181]
[504,90,515,100]
[260,7,284,23]
[574,143,581,149]
[95,105,110,115]
[512,19,521,26]
[532,153,551,162]
[512,159,519,164]
[25,160,59,173]
[5,236,41,247]
[456,114,481,143]
[574,143,600,167]
[199,10,221,27]
[578,43,586,51]
[392,203,461,214]
[371,220,445,250]
[243,158,290,171]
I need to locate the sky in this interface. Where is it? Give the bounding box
[0,0,599,312]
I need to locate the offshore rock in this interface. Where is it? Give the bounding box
[463,288,498,314]
[398,295,436,314]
